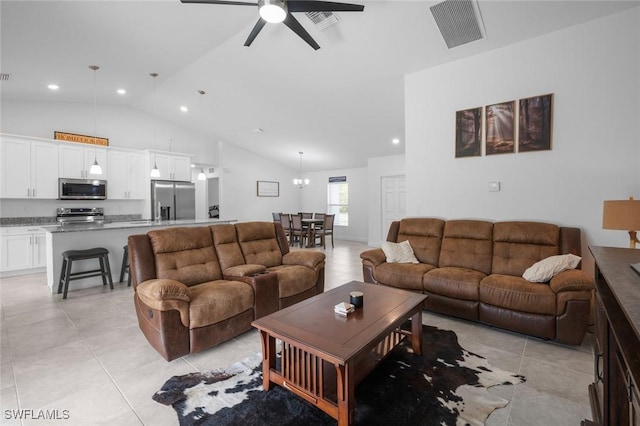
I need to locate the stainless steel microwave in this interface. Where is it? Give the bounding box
[59,178,107,200]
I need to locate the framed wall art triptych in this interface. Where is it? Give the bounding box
[454,93,553,158]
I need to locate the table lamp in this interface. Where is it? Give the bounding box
[602,197,640,249]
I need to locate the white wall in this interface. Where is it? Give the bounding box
[405,9,640,274]
[299,167,369,242]
[367,154,406,247]
[218,141,300,222]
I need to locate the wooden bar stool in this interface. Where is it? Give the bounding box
[57,248,113,299]
[120,245,131,286]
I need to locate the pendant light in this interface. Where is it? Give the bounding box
[88,65,102,175]
[197,168,206,181]
[293,151,310,188]
[149,72,161,178]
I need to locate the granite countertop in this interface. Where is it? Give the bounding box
[39,218,236,233]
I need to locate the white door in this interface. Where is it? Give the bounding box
[381,175,406,241]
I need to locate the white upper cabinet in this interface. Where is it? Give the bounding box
[58,143,107,179]
[149,151,191,182]
[107,149,146,199]
[0,135,58,199]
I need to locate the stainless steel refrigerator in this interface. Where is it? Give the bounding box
[150,180,196,221]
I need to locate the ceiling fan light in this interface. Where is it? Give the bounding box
[259,0,286,23]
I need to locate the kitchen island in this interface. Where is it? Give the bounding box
[42,218,236,295]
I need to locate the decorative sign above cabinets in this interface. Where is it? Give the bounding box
[54,131,109,146]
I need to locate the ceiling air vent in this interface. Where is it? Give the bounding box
[305,11,339,30]
[430,0,486,49]
[0,73,11,81]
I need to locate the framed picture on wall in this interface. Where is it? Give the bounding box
[257,181,279,197]
[455,107,482,158]
[518,94,553,152]
[485,101,515,155]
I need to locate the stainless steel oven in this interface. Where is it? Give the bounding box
[58,178,107,200]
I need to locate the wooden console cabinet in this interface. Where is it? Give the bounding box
[586,246,640,426]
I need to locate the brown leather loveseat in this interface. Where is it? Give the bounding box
[128,221,325,361]
[360,218,594,345]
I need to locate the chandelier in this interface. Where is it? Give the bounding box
[293,151,310,188]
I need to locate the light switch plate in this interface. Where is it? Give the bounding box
[488,181,500,192]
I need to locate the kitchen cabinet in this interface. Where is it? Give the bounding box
[0,227,47,272]
[149,151,191,181]
[585,246,640,426]
[0,135,59,199]
[59,143,107,179]
[107,149,146,199]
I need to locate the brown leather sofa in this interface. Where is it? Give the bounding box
[128,221,325,361]
[360,218,594,345]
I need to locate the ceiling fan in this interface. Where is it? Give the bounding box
[180,0,364,50]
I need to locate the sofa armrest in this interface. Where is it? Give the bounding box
[360,248,387,267]
[136,279,191,327]
[282,251,325,269]
[549,269,594,293]
[224,264,267,277]
[229,272,279,319]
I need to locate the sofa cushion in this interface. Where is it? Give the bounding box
[522,254,581,282]
[211,224,246,270]
[424,267,485,301]
[188,280,254,329]
[397,218,445,265]
[374,262,436,291]
[438,220,493,274]
[236,222,283,268]
[480,274,556,315]
[149,227,223,285]
[491,222,560,276]
[381,240,419,263]
[267,265,317,298]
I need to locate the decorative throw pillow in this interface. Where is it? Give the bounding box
[381,240,419,264]
[522,254,582,282]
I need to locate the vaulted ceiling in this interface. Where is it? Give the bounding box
[1,1,637,171]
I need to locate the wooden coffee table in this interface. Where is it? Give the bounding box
[251,281,427,425]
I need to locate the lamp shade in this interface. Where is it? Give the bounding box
[602,199,640,230]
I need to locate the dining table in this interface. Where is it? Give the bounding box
[301,218,324,248]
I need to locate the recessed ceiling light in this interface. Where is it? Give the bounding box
[48,84,59,90]
[180,106,188,112]
[117,88,126,95]
[392,138,400,145]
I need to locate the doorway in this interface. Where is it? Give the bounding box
[380,175,406,241]
[208,177,219,218]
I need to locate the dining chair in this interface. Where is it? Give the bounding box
[272,212,281,222]
[279,213,292,244]
[299,212,313,220]
[314,214,335,249]
[290,214,307,248]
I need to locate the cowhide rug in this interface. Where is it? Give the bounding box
[153,325,525,426]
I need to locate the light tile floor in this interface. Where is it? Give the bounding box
[0,240,593,425]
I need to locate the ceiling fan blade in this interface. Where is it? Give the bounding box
[283,13,320,50]
[287,1,364,13]
[244,18,267,47]
[180,0,257,6]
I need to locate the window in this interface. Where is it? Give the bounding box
[327,182,348,226]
